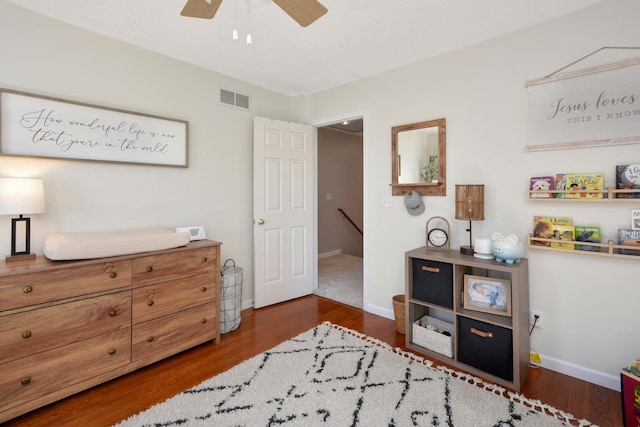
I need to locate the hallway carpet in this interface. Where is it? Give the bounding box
[315,254,363,308]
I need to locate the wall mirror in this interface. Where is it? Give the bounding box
[391,118,446,196]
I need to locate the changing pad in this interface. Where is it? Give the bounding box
[43,227,191,260]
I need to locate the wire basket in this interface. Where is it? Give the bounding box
[220,259,242,334]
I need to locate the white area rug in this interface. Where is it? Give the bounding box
[315,254,363,308]
[115,322,594,427]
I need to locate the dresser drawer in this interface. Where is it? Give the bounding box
[0,328,131,412]
[0,260,131,311]
[132,246,217,287]
[0,291,131,364]
[132,303,216,362]
[132,273,215,324]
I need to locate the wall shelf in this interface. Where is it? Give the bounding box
[527,187,640,201]
[527,184,640,259]
[527,235,640,259]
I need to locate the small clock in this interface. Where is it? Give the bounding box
[427,228,448,248]
[426,216,451,249]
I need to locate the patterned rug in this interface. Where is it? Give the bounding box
[114,322,594,427]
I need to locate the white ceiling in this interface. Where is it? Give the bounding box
[7,0,605,97]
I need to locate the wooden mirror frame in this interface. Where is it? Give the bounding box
[391,118,446,196]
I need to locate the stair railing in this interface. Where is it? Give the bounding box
[337,208,363,236]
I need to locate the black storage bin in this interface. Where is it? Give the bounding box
[457,317,513,381]
[411,259,453,308]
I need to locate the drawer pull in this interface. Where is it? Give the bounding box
[21,377,31,386]
[147,300,154,307]
[201,318,207,324]
[421,266,440,273]
[109,310,117,317]
[147,336,154,342]
[109,272,117,279]
[23,286,33,293]
[146,266,153,273]
[108,348,116,355]
[22,330,32,339]
[470,327,493,339]
[201,286,207,292]
[202,256,208,262]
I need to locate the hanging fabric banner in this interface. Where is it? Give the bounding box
[525,56,640,151]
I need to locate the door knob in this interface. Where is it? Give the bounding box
[256,218,265,225]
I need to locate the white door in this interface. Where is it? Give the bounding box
[253,116,314,308]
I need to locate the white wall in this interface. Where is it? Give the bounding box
[0,1,297,306]
[2,0,639,392]
[306,0,640,390]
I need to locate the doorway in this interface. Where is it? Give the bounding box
[315,118,364,308]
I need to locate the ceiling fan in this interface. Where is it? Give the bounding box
[180,0,328,27]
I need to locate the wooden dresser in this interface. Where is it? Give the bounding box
[0,239,221,423]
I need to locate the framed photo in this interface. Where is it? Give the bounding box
[463,275,512,317]
[0,88,188,167]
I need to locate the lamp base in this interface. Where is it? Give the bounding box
[460,245,474,256]
[6,253,36,262]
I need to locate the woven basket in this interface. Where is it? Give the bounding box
[412,315,454,358]
[392,295,405,334]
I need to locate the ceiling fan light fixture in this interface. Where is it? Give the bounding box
[246,34,252,45]
[232,29,238,41]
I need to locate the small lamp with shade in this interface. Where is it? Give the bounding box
[0,177,46,262]
[455,184,484,256]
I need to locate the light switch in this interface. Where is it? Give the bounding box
[326,193,332,200]
[382,195,392,208]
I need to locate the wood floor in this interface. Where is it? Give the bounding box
[6,295,622,426]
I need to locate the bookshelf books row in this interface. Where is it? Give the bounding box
[529,164,640,199]
[532,213,640,255]
[530,173,604,199]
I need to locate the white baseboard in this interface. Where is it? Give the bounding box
[532,353,620,391]
[364,302,394,320]
[318,249,342,259]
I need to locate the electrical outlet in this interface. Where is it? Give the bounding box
[530,310,544,329]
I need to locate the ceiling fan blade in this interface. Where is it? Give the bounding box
[273,0,327,27]
[180,0,223,19]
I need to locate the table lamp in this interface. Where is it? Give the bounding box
[455,184,484,255]
[0,178,46,262]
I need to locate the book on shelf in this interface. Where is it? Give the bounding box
[532,216,572,246]
[615,164,640,199]
[618,228,640,255]
[564,173,604,199]
[550,224,575,250]
[632,209,640,230]
[554,173,566,199]
[529,176,554,198]
[574,225,601,251]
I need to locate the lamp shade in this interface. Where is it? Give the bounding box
[0,178,46,215]
[455,184,484,220]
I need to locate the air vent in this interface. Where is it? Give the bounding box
[220,89,250,110]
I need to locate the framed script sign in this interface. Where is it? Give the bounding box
[0,89,188,167]
[525,57,640,151]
